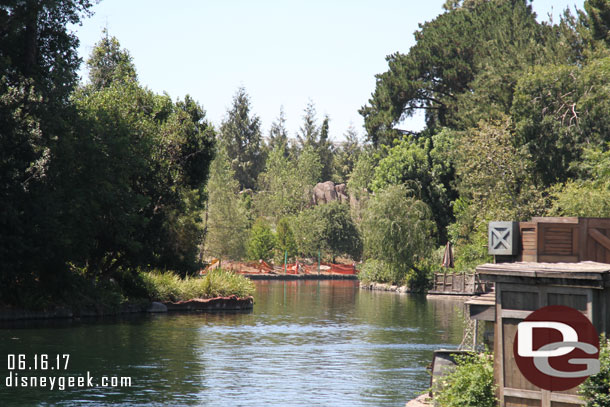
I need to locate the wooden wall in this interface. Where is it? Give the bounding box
[494,283,592,407]
[518,217,610,264]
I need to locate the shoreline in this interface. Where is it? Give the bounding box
[359,282,411,293]
[243,273,358,280]
[0,296,254,322]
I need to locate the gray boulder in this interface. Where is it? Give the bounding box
[147,302,168,313]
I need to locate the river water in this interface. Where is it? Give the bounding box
[0,280,466,406]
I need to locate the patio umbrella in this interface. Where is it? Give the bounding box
[441,241,454,269]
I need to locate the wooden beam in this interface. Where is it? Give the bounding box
[531,217,579,224]
[589,228,610,251]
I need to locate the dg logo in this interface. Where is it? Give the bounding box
[514,305,600,391]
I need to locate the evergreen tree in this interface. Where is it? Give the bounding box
[334,125,362,183]
[219,87,265,191]
[247,218,276,262]
[86,29,137,89]
[585,0,610,45]
[296,101,333,181]
[204,147,249,260]
[276,217,298,261]
[318,115,334,182]
[268,106,290,158]
[297,100,320,149]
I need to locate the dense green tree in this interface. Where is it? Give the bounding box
[86,29,137,89]
[203,147,248,260]
[293,202,361,260]
[360,185,436,280]
[67,35,216,276]
[316,202,362,261]
[449,117,545,269]
[512,57,610,185]
[255,144,322,222]
[359,0,576,146]
[347,148,377,195]
[370,136,454,242]
[548,147,610,217]
[247,218,276,262]
[219,87,264,191]
[0,0,94,299]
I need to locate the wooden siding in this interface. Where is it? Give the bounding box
[476,262,610,407]
[518,217,610,264]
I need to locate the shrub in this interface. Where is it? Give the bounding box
[358,259,402,285]
[579,334,610,407]
[433,352,496,407]
[247,218,276,262]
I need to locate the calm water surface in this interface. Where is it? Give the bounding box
[0,280,465,406]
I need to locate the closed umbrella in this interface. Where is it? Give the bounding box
[441,241,454,269]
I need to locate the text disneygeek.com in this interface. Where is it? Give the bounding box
[3,354,131,391]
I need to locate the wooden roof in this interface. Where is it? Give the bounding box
[476,261,610,288]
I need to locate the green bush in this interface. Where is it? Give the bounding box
[139,269,255,302]
[433,352,496,407]
[358,259,405,285]
[247,218,276,262]
[579,334,610,407]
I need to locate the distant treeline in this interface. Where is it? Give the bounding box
[2,0,610,305]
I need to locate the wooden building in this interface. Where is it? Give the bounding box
[476,261,610,407]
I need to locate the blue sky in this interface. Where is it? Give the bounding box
[73,0,584,142]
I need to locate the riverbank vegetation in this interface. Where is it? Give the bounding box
[3,0,610,307]
[141,269,255,303]
[579,334,610,407]
[432,352,496,407]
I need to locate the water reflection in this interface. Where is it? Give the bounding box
[0,281,465,406]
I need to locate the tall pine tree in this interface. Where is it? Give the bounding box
[219,87,264,191]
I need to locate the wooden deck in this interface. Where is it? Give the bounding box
[465,292,495,321]
[429,272,492,295]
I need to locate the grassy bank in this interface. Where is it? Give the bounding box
[3,268,254,313]
[141,269,255,302]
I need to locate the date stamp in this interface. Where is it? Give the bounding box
[7,354,70,371]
